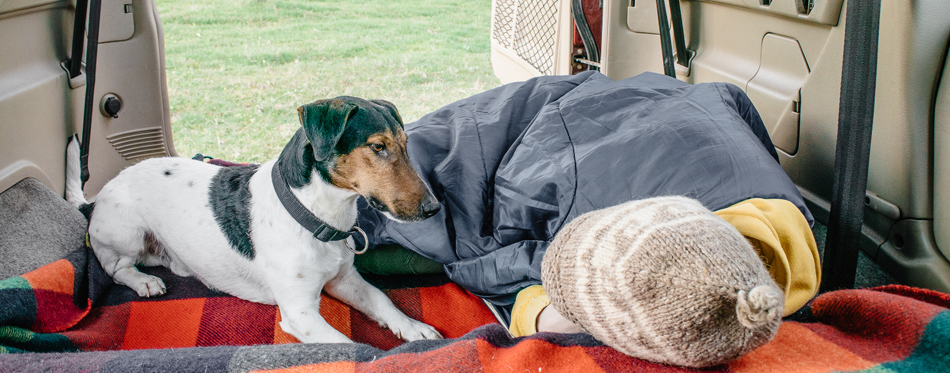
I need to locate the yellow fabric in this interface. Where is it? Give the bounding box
[714,198,821,316]
[509,285,550,337]
[510,198,820,336]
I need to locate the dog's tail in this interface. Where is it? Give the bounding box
[66,135,93,218]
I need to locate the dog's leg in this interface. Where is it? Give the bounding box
[270,278,353,344]
[325,265,443,341]
[91,239,167,297]
[88,211,166,297]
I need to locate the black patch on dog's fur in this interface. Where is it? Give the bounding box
[208,164,259,259]
[164,170,172,176]
[277,129,318,188]
[334,99,404,157]
[79,202,95,221]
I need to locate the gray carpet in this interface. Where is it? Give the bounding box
[0,177,87,279]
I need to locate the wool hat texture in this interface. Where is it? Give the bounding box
[541,196,784,368]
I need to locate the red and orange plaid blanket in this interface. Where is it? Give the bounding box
[1,246,949,372]
[0,247,494,352]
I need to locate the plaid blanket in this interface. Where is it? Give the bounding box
[2,247,949,372]
[0,247,494,353]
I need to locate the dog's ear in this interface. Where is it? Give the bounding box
[371,99,404,127]
[298,99,359,161]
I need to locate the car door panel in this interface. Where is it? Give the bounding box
[0,0,173,198]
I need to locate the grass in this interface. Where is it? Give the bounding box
[157,0,499,163]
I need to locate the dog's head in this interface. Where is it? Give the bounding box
[278,96,440,222]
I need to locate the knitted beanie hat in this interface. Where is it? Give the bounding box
[541,196,783,368]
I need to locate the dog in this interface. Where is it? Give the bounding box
[65,97,443,343]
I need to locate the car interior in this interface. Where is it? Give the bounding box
[1,0,949,369]
[491,0,950,293]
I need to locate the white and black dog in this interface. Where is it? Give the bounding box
[66,97,443,343]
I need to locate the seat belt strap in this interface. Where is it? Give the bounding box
[655,0,676,77]
[79,0,103,187]
[667,0,689,68]
[820,0,883,292]
[67,0,88,78]
[572,0,600,70]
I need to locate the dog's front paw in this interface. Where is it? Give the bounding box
[391,318,443,341]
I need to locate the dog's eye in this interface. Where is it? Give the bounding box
[370,143,385,153]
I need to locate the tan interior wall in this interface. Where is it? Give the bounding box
[865,1,948,219]
[0,1,73,195]
[0,0,173,198]
[79,0,175,197]
[603,1,949,222]
[600,0,664,79]
[935,47,950,262]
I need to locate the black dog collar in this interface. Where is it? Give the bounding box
[271,164,368,254]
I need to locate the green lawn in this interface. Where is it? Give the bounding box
[157,0,499,163]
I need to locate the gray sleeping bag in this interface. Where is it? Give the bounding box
[357,71,812,306]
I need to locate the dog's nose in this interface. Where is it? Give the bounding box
[421,193,441,219]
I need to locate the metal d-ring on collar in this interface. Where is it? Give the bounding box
[346,226,369,255]
[271,164,369,255]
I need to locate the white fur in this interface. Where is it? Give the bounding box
[65,135,87,208]
[65,137,442,344]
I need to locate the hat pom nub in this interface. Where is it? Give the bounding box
[736,285,784,329]
[542,196,784,368]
